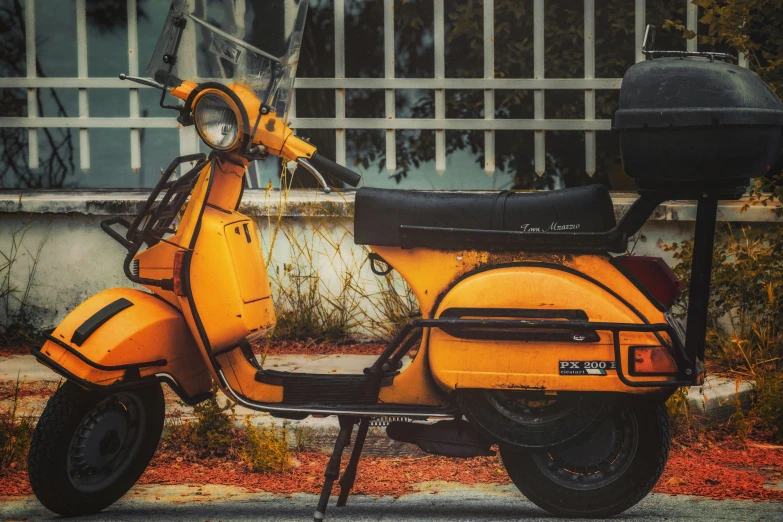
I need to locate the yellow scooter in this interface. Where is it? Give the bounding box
[27,3,783,519]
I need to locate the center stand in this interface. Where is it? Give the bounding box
[313,416,371,521]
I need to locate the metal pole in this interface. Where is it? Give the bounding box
[684,197,719,364]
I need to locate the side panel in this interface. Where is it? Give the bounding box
[369,247,673,397]
[427,265,673,392]
[37,288,212,400]
[184,208,276,352]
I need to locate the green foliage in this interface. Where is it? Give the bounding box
[189,389,236,456]
[665,387,693,434]
[241,418,292,473]
[666,224,783,440]
[730,378,751,442]
[0,377,34,473]
[756,372,783,442]
[667,225,783,372]
[165,387,238,458]
[667,0,783,97]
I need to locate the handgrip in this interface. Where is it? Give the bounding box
[308,152,362,187]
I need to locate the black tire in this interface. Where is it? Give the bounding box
[501,402,670,519]
[28,381,165,516]
[457,390,610,448]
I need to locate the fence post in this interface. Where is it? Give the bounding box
[484,0,495,175]
[533,0,545,176]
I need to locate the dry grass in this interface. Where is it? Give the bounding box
[291,424,316,452]
[262,213,417,343]
[0,216,50,348]
[0,376,34,473]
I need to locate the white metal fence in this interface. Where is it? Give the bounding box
[0,0,742,184]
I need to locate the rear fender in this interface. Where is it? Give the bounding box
[427,263,675,393]
[35,288,212,404]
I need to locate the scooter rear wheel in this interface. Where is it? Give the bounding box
[27,380,165,516]
[500,402,670,518]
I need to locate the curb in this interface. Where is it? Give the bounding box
[686,376,754,425]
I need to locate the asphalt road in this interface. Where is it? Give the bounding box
[2,484,781,522]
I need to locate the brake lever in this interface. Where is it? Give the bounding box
[296,158,332,194]
[119,74,167,91]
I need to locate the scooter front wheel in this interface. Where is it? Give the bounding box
[28,380,165,516]
[500,402,670,519]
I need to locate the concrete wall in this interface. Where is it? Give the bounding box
[1,190,781,335]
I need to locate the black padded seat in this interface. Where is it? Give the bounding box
[354,185,616,247]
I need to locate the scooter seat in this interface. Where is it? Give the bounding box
[354,185,616,247]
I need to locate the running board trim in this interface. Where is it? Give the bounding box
[218,368,455,418]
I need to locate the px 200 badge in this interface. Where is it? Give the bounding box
[559,360,617,376]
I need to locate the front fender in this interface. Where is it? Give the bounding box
[35,288,212,404]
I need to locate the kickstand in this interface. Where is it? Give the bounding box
[313,416,356,521]
[336,417,370,507]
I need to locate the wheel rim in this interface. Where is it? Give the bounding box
[531,405,639,491]
[67,392,147,493]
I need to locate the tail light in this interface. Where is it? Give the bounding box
[614,256,683,308]
[630,346,678,375]
[173,250,187,296]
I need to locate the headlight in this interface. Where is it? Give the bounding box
[193,93,240,150]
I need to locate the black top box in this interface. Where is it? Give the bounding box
[614,57,783,189]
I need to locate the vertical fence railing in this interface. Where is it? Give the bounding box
[686,1,698,53]
[2,1,738,185]
[584,0,596,176]
[483,0,495,175]
[334,0,346,166]
[128,0,141,173]
[434,0,446,175]
[76,0,90,171]
[533,0,546,176]
[383,0,396,175]
[178,10,199,158]
[24,0,38,170]
[635,0,646,64]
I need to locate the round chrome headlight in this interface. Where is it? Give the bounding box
[193,93,240,150]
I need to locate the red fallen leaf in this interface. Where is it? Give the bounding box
[2,438,782,501]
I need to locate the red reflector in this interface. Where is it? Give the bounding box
[173,250,186,296]
[615,256,683,307]
[630,346,678,375]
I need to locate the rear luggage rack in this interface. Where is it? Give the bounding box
[641,24,735,63]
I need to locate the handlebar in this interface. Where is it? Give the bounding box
[306,152,362,187]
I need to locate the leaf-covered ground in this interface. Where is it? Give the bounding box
[2,438,781,501]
